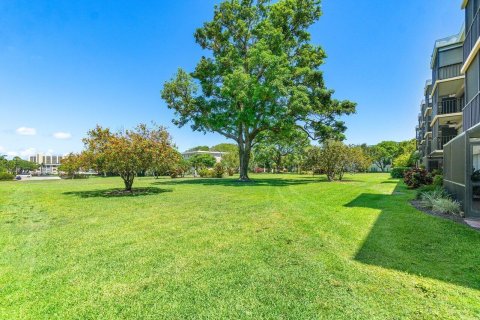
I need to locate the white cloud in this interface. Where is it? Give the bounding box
[0,146,4,152]
[7,151,18,157]
[16,127,37,136]
[53,132,72,139]
[20,148,36,157]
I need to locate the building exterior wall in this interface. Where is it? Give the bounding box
[29,153,63,175]
[181,150,227,163]
[444,134,467,208]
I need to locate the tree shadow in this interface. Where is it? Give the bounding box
[346,183,480,290]
[63,187,172,198]
[152,176,363,187]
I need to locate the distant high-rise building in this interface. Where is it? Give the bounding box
[29,153,63,175]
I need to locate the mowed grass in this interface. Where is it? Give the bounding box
[0,174,479,319]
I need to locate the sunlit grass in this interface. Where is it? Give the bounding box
[0,173,479,319]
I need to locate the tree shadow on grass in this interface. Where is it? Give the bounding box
[63,187,172,198]
[152,176,363,188]
[380,180,399,184]
[346,183,480,290]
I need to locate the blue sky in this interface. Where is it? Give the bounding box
[0,0,464,158]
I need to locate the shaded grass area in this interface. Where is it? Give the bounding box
[0,174,479,319]
[64,187,172,198]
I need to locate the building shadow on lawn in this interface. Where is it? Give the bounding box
[346,183,480,290]
[63,187,172,198]
[153,177,363,187]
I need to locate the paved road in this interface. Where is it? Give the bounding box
[17,176,61,181]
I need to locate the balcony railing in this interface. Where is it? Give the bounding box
[437,98,464,115]
[425,142,432,155]
[433,63,462,83]
[465,10,480,62]
[435,135,456,151]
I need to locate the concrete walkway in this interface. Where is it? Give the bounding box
[464,219,480,230]
[17,176,61,181]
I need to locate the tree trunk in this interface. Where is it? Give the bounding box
[122,174,134,191]
[238,145,251,181]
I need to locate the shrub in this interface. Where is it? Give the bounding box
[420,188,449,208]
[431,198,462,216]
[391,167,409,179]
[0,172,14,181]
[415,184,438,199]
[227,168,234,176]
[403,168,432,189]
[433,174,443,187]
[198,168,210,178]
[418,188,463,216]
[213,163,225,178]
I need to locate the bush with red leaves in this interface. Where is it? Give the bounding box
[403,168,433,189]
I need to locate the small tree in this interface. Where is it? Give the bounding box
[347,145,372,173]
[305,140,349,181]
[369,141,400,172]
[59,153,83,178]
[213,162,225,178]
[304,146,323,175]
[392,139,416,167]
[169,158,191,178]
[188,154,216,172]
[253,130,310,173]
[82,124,177,191]
[221,152,240,176]
[6,157,39,175]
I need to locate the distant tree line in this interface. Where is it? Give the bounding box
[0,156,39,180]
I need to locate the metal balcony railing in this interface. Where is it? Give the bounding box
[437,98,464,115]
[435,135,456,151]
[425,143,432,155]
[433,63,462,83]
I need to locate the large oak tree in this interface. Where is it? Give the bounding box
[162,0,355,181]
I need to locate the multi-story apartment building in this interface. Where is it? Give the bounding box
[443,0,480,218]
[417,81,434,169]
[418,28,465,171]
[29,153,63,175]
[418,1,480,218]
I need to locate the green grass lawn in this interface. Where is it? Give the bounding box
[1,173,479,319]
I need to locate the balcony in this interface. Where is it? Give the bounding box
[425,142,432,155]
[435,135,456,151]
[437,98,464,115]
[433,63,462,84]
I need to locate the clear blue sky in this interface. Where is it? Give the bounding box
[0,0,464,158]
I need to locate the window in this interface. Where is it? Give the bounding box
[438,47,463,67]
[466,54,480,103]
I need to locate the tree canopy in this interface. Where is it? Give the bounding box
[188,153,217,171]
[81,124,178,191]
[368,141,401,172]
[186,146,210,152]
[162,0,355,181]
[253,129,310,173]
